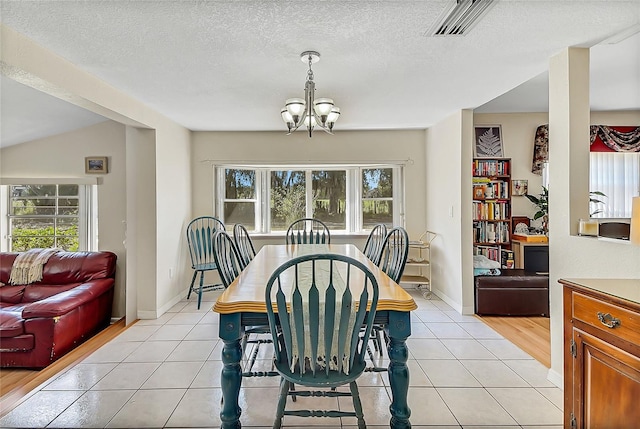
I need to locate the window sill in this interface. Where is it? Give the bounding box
[573,234,632,245]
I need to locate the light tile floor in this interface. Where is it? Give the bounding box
[0,288,563,428]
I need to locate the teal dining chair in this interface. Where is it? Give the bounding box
[363,223,387,265]
[265,253,379,428]
[362,223,388,355]
[378,226,410,284]
[369,226,409,362]
[233,223,256,269]
[211,230,244,288]
[212,230,272,374]
[285,218,331,244]
[186,216,225,309]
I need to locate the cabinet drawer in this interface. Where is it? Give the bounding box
[572,292,640,345]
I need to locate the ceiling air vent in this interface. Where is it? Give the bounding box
[427,0,496,36]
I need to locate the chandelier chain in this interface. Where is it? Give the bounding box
[307,54,314,81]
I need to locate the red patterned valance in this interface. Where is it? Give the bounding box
[589,125,640,152]
[531,124,640,175]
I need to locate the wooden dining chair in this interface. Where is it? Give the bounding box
[285,218,331,244]
[211,230,244,288]
[369,226,409,359]
[378,226,410,284]
[212,230,272,374]
[363,223,387,265]
[233,223,256,269]
[265,253,379,428]
[186,216,225,309]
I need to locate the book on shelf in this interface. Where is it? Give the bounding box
[501,249,515,269]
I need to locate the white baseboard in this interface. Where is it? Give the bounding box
[431,289,464,314]
[137,291,186,320]
[547,368,563,388]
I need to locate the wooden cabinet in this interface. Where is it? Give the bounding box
[472,158,511,264]
[561,279,640,429]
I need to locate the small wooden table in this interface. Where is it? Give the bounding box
[213,244,417,429]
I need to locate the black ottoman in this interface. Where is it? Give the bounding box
[475,269,549,316]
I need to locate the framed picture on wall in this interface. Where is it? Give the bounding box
[512,179,528,196]
[85,156,108,174]
[474,125,504,158]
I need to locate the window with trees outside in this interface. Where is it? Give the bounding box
[5,184,96,251]
[217,165,402,234]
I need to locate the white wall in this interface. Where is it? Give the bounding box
[0,121,128,317]
[425,110,475,314]
[547,48,640,387]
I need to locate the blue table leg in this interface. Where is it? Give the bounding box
[387,310,412,429]
[219,314,243,429]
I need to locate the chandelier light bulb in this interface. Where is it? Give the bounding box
[285,98,306,119]
[314,98,334,118]
[281,108,293,123]
[327,107,340,124]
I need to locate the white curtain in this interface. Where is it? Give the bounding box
[590,152,640,218]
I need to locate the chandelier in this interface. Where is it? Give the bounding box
[281,51,341,137]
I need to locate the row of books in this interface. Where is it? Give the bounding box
[474,245,501,262]
[472,159,510,177]
[472,178,510,199]
[472,201,510,220]
[474,246,515,269]
[473,220,511,244]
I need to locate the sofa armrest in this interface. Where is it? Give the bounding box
[21,279,115,319]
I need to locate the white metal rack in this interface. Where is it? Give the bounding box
[400,231,436,298]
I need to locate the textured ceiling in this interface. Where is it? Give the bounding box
[1,1,639,147]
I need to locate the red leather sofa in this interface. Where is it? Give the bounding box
[0,251,116,368]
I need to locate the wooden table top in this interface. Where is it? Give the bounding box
[213,244,417,314]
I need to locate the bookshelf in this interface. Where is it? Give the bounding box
[472,158,512,266]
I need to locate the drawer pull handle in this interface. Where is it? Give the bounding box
[597,312,621,329]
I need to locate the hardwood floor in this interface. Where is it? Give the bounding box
[477,315,551,368]
[0,319,127,416]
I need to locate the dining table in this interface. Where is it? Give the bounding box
[212,243,417,429]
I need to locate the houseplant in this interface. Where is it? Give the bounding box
[525,186,549,221]
[525,187,607,235]
[525,186,549,234]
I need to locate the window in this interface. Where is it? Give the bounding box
[590,152,640,218]
[216,165,402,233]
[223,169,258,231]
[362,168,393,229]
[6,184,96,251]
[270,170,305,231]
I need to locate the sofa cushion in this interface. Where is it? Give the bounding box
[0,253,18,285]
[0,251,116,287]
[41,252,116,284]
[0,309,26,338]
[0,284,27,304]
[0,334,35,351]
[22,283,81,303]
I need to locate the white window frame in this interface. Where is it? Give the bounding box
[358,166,402,231]
[2,183,97,251]
[215,164,403,234]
